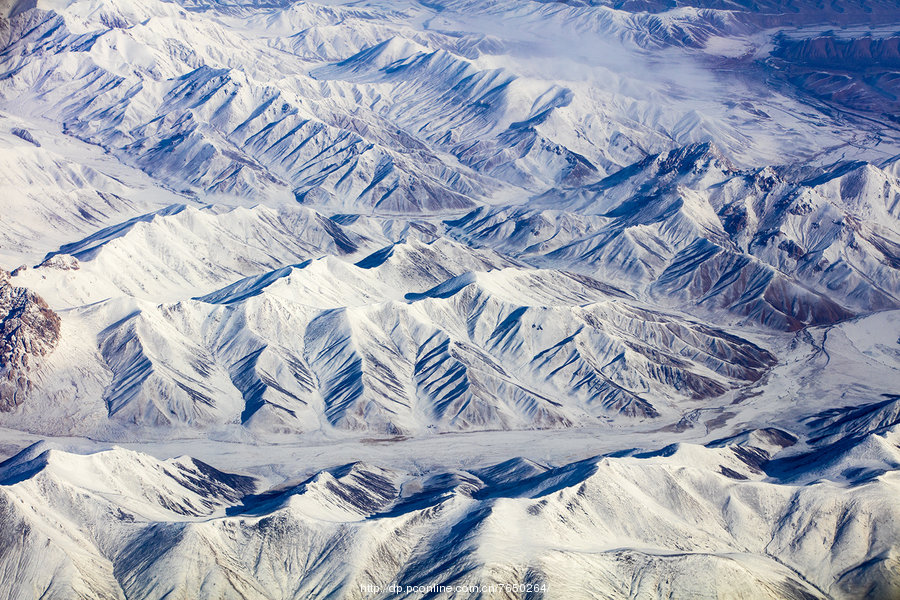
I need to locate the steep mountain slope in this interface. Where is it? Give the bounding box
[3,0,899,221]
[0,269,60,411]
[450,143,900,329]
[1,241,777,436]
[0,0,899,597]
[0,118,185,266]
[13,203,379,306]
[0,436,897,599]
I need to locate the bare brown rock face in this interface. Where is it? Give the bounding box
[0,269,61,411]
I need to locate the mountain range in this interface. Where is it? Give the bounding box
[0,0,899,597]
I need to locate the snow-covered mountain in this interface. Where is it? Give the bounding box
[5,239,781,435]
[1,0,899,597]
[1,427,898,599]
[453,142,900,329]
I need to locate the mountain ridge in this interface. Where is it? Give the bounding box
[1,0,899,597]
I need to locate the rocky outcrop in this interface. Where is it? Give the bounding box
[0,269,61,410]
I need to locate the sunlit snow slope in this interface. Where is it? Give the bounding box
[0,0,899,597]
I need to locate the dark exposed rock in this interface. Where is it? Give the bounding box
[0,269,61,411]
[10,127,39,147]
[805,395,900,444]
[778,239,806,260]
[37,254,79,270]
[719,465,749,480]
[720,205,749,235]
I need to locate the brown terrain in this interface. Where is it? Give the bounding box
[0,269,60,410]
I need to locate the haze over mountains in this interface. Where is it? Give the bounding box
[0,0,899,597]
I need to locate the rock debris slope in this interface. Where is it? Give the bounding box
[0,269,61,411]
[0,0,899,597]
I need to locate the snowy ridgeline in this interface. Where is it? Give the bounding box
[0,167,896,437]
[0,425,898,600]
[0,0,899,597]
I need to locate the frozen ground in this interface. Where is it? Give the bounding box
[1,0,899,597]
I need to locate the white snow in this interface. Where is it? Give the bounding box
[0,0,899,597]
